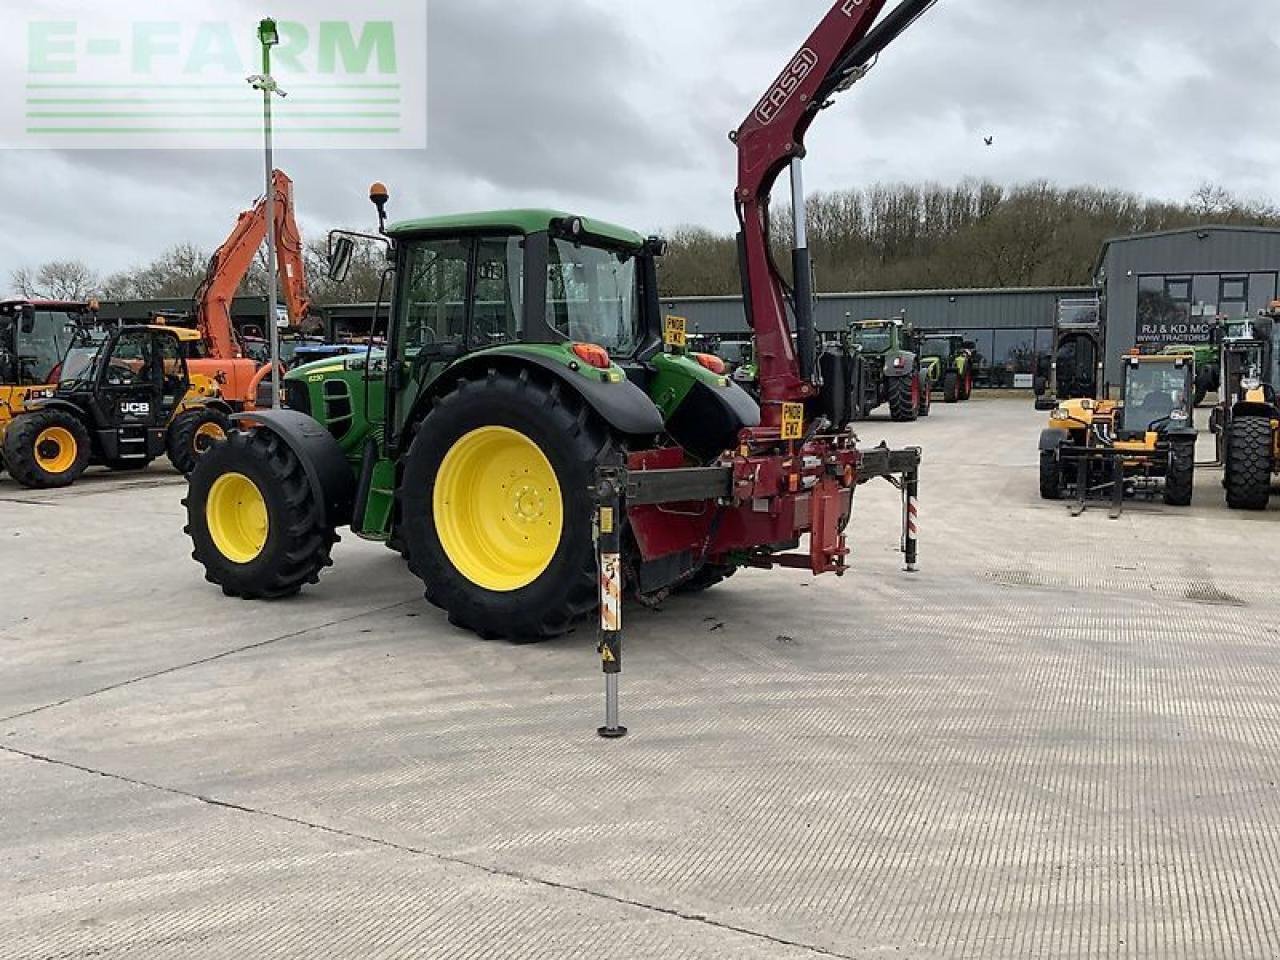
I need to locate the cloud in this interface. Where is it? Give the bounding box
[1,0,1277,294]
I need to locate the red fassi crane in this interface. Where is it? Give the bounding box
[193,168,311,361]
[732,0,937,428]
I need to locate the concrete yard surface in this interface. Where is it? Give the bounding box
[2,396,1279,959]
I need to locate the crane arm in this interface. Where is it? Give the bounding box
[732,0,938,422]
[194,169,312,360]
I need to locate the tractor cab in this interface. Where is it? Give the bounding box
[306,205,759,475]
[1116,354,1194,440]
[1035,297,1104,410]
[0,299,100,386]
[54,325,196,436]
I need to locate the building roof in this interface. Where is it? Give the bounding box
[387,209,645,248]
[1094,224,1280,276]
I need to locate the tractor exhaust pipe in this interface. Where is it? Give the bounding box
[790,158,817,383]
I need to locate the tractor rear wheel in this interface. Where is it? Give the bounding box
[961,370,975,401]
[887,376,918,422]
[400,369,613,641]
[918,376,932,418]
[1163,437,1196,507]
[3,410,91,489]
[167,407,232,476]
[1225,415,1274,511]
[185,429,338,598]
[1039,449,1064,500]
[943,371,960,403]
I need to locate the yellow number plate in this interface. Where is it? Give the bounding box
[664,315,688,349]
[781,403,805,440]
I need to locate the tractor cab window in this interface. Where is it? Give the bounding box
[546,240,641,357]
[20,311,82,384]
[1122,362,1190,431]
[403,239,471,352]
[850,326,892,353]
[922,339,951,359]
[103,330,159,387]
[58,331,108,387]
[471,236,524,348]
[155,334,186,394]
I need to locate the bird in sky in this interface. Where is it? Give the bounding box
[984,136,994,147]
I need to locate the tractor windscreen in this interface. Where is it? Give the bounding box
[57,330,108,388]
[922,339,950,359]
[20,311,84,384]
[546,241,642,357]
[850,326,892,353]
[1122,362,1191,431]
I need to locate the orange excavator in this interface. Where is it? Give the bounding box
[187,169,312,410]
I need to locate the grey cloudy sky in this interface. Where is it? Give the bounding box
[2,0,1278,293]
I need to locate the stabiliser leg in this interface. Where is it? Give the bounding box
[594,469,627,740]
[901,470,919,573]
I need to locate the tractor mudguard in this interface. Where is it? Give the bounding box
[434,352,665,439]
[22,399,85,420]
[1232,400,1276,421]
[231,409,356,528]
[1165,426,1199,441]
[1040,428,1070,451]
[883,353,916,378]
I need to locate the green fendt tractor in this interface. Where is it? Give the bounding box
[185,198,768,640]
[919,334,976,403]
[845,317,931,421]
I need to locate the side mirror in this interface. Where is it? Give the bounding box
[20,305,35,334]
[328,236,355,283]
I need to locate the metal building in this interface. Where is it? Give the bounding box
[1094,225,1280,384]
[662,286,1095,388]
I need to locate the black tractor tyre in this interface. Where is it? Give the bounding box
[2,409,91,489]
[918,376,933,418]
[1224,415,1274,511]
[675,563,738,595]
[185,429,338,599]
[399,369,614,642]
[887,376,919,423]
[1163,438,1196,507]
[167,407,232,476]
[1039,449,1064,500]
[961,370,975,401]
[943,371,960,403]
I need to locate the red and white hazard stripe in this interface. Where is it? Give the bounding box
[600,553,622,633]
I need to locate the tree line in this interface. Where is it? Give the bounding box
[10,181,1279,307]
[657,180,1280,296]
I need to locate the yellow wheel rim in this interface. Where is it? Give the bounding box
[194,421,227,453]
[34,427,78,474]
[205,473,269,565]
[433,426,563,592]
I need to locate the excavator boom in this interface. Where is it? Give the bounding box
[194,169,311,360]
[733,0,938,424]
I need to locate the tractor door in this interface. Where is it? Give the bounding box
[93,329,174,430]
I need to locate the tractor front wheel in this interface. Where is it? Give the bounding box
[887,376,919,423]
[3,410,91,489]
[1039,449,1064,500]
[168,407,232,476]
[400,370,613,641]
[185,429,338,598]
[1163,437,1196,507]
[943,371,960,403]
[1224,416,1274,511]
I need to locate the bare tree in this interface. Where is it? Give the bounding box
[11,261,102,300]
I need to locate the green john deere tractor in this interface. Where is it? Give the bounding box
[185,199,763,640]
[919,334,976,403]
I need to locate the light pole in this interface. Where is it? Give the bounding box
[248,18,286,408]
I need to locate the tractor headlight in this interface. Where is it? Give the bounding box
[1243,376,1262,391]
[1170,408,1189,422]
[1053,407,1069,420]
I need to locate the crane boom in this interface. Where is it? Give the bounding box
[194,169,311,360]
[733,0,938,426]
